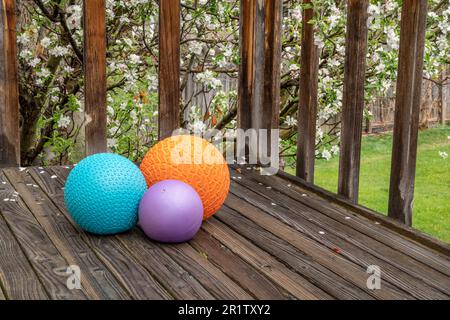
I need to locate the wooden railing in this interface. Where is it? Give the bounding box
[0,0,429,227]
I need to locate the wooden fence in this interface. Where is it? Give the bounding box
[0,0,430,226]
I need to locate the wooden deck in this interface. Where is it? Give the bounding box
[0,165,449,300]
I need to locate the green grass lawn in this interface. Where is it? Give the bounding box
[290,125,450,243]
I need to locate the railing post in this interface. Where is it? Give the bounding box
[0,0,19,167]
[296,0,319,183]
[337,0,369,202]
[238,0,281,160]
[83,0,107,155]
[388,0,428,226]
[263,0,282,150]
[158,0,180,139]
[238,0,257,132]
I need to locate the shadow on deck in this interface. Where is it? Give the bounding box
[0,165,449,300]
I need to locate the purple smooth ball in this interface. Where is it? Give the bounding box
[138,180,203,243]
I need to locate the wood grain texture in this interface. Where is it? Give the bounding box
[0,171,48,299]
[388,0,428,226]
[218,205,376,299]
[0,213,48,299]
[190,229,293,299]
[202,218,329,300]
[0,170,87,299]
[337,0,369,202]
[44,167,172,300]
[251,0,265,132]
[229,170,450,298]
[1,165,449,299]
[117,229,214,300]
[262,0,282,155]
[296,0,319,183]
[158,0,180,139]
[220,190,412,300]
[0,0,20,167]
[238,0,281,158]
[3,168,129,299]
[277,168,450,257]
[237,0,256,132]
[83,0,107,155]
[237,166,450,276]
[162,243,253,299]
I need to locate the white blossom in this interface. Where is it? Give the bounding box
[40,37,52,48]
[50,46,70,57]
[284,116,297,127]
[321,149,332,161]
[57,115,71,129]
[28,58,41,67]
[129,54,142,64]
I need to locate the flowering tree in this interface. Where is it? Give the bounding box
[16,0,449,167]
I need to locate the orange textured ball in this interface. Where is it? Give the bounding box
[140,135,230,220]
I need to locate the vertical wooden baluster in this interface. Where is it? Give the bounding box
[0,0,19,167]
[388,0,428,226]
[158,0,180,139]
[83,0,107,155]
[251,0,265,131]
[238,0,256,132]
[238,0,280,162]
[296,0,319,183]
[337,0,369,202]
[263,0,282,151]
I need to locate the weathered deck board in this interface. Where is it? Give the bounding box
[0,165,449,300]
[233,167,450,276]
[161,243,253,299]
[2,168,129,299]
[34,167,172,300]
[216,206,375,300]
[52,167,214,299]
[190,229,293,300]
[0,171,87,299]
[202,218,330,300]
[230,168,450,298]
[0,206,48,299]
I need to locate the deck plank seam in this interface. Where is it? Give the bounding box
[225,183,449,299]
[49,166,215,300]
[228,171,450,298]
[217,204,406,300]
[231,166,450,275]
[0,169,57,300]
[186,240,264,300]
[5,167,131,299]
[201,217,331,300]
[44,166,175,300]
[207,215,338,299]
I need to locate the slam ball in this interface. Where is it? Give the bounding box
[64,153,147,235]
[139,180,203,243]
[140,135,230,220]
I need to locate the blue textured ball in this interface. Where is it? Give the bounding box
[64,153,147,235]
